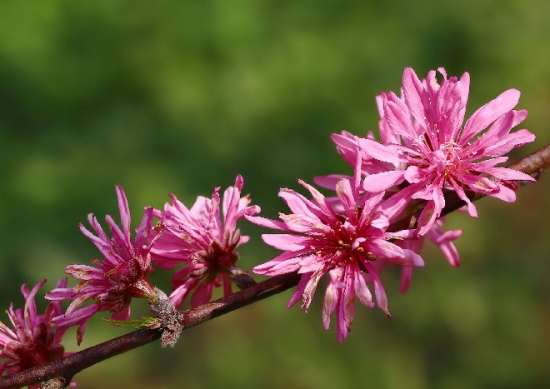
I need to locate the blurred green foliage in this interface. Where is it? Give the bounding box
[0,0,549,388]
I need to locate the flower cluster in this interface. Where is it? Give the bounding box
[0,280,75,388]
[1,66,530,368]
[0,65,538,388]
[247,67,535,341]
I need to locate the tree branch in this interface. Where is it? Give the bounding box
[1,143,549,389]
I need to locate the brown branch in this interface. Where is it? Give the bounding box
[1,143,549,389]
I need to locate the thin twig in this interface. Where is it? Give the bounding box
[1,143,550,389]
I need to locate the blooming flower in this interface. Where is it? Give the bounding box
[46,186,157,345]
[314,132,463,291]
[0,279,75,388]
[247,156,424,342]
[360,67,536,235]
[151,175,261,308]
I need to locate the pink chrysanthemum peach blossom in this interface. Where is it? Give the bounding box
[360,67,536,235]
[314,132,462,292]
[151,175,260,308]
[247,156,424,342]
[46,186,157,345]
[0,279,75,388]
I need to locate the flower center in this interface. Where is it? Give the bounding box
[434,141,462,178]
[330,214,375,264]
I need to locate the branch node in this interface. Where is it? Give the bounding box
[230,267,257,290]
[41,376,68,389]
[149,288,184,348]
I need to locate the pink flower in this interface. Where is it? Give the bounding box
[361,67,536,235]
[0,279,75,388]
[246,157,424,342]
[151,175,261,308]
[315,133,463,286]
[46,186,157,345]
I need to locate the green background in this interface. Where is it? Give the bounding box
[1,1,549,388]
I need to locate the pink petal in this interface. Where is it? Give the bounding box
[477,166,536,182]
[402,67,426,125]
[488,183,516,203]
[253,250,305,275]
[323,271,340,330]
[279,213,329,234]
[379,182,424,220]
[261,234,311,251]
[169,278,197,308]
[360,191,386,218]
[483,129,536,157]
[268,256,306,275]
[301,266,328,311]
[353,264,374,309]
[279,188,324,221]
[385,96,418,140]
[358,138,409,164]
[363,170,406,193]
[65,265,104,280]
[362,260,390,318]
[404,166,422,183]
[336,270,355,343]
[399,266,413,294]
[469,157,508,170]
[287,273,311,308]
[45,287,74,301]
[191,282,214,307]
[244,215,287,231]
[426,225,462,268]
[460,89,520,146]
[313,174,348,190]
[115,185,132,247]
[367,239,415,266]
[336,178,356,216]
[416,200,439,237]
[459,173,500,197]
[449,177,478,217]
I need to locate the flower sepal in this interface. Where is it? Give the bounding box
[126,278,158,303]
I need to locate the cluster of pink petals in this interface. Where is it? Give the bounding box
[249,66,535,341]
[359,67,536,235]
[151,175,261,308]
[246,157,424,342]
[0,280,75,388]
[315,131,462,290]
[46,186,157,345]
[314,132,462,284]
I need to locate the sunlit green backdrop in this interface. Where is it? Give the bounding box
[1,1,549,388]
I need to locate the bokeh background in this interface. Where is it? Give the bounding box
[1,1,549,388]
